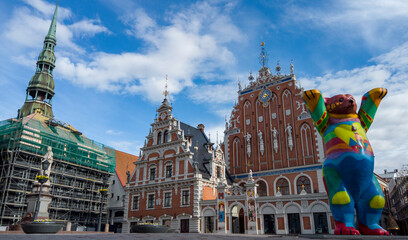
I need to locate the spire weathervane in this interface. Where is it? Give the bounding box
[163,74,169,99]
[259,42,268,68]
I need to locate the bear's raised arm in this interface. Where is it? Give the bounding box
[358,87,387,132]
[302,89,329,136]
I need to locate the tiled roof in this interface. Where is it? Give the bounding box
[180,122,232,184]
[115,150,138,187]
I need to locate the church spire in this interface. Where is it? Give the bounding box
[45,0,59,43]
[18,1,59,119]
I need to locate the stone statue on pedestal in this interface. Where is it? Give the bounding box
[42,146,53,177]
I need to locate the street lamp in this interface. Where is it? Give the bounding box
[33,159,50,221]
[97,175,109,232]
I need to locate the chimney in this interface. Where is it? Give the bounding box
[197,124,205,132]
[384,169,387,174]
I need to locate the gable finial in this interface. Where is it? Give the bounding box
[259,42,268,68]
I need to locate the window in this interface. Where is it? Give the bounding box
[112,180,115,185]
[216,166,222,178]
[117,195,120,201]
[257,181,267,197]
[182,190,190,206]
[148,194,155,209]
[164,192,172,207]
[132,196,139,210]
[150,168,156,180]
[296,176,312,194]
[164,130,169,143]
[111,193,114,198]
[157,132,162,144]
[276,178,290,195]
[166,165,172,178]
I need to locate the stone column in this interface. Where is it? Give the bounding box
[66,222,72,231]
[245,171,258,234]
[122,186,131,233]
[216,182,228,234]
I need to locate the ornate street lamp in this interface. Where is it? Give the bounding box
[33,159,50,221]
[97,175,109,232]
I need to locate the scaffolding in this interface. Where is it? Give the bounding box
[0,116,116,228]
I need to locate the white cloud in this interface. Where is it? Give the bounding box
[189,82,238,104]
[287,0,408,49]
[68,19,110,38]
[299,41,408,173]
[2,0,109,56]
[53,1,243,102]
[22,0,71,20]
[106,129,122,135]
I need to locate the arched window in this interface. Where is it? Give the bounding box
[257,181,267,197]
[276,178,290,195]
[296,176,311,194]
[157,132,162,144]
[233,138,241,174]
[164,130,169,143]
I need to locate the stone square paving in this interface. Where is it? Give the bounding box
[1,233,408,240]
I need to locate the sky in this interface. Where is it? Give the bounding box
[0,0,407,174]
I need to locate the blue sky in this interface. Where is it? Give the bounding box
[1,0,407,173]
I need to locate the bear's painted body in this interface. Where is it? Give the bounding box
[302,88,388,235]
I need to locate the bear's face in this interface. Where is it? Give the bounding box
[324,94,357,114]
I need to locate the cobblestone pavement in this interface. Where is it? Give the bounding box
[0,233,289,240]
[0,233,407,240]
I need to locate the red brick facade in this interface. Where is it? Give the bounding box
[124,97,227,233]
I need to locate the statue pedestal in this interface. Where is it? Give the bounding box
[26,182,52,220]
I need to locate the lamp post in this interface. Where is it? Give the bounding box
[97,175,109,232]
[33,159,50,221]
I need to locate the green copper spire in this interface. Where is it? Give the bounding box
[18,1,59,119]
[45,0,58,42]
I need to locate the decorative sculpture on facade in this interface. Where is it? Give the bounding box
[218,202,225,223]
[271,127,279,153]
[302,88,389,235]
[248,200,256,222]
[285,124,294,151]
[245,133,251,157]
[258,130,264,155]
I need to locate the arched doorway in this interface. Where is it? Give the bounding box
[231,205,245,234]
[286,205,301,234]
[203,208,215,233]
[261,205,276,234]
[311,203,329,234]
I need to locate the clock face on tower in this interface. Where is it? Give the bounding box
[258,88,272,107]
[160,112,167,120]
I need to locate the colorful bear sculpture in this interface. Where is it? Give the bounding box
[302,88,389,235]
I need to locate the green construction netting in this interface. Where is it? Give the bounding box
[0,118,115,173]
